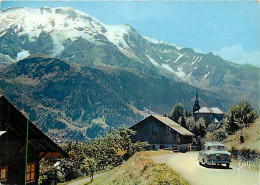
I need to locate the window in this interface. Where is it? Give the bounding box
[165,127,170,135]
[208,145,226,151]
[0,166,8,182]
[149,145,156,150]
[137,133,141,141]
[160,145,167,149]
[26,163,35,183]
[152,126,158,136]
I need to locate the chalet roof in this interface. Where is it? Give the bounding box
[0,131,6,136]
[195,107,224,114]
[0,95,68,158]
[154,116,194,136]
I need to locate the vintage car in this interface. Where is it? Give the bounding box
[198,142,231,168]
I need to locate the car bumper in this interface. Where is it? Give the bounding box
[207,160,232,164]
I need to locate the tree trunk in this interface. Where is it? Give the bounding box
[90,171,94,182]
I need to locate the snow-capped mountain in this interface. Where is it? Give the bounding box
[0,7,259,108]
[0,7,134,57]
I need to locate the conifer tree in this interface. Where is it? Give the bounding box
[169,103,185,123]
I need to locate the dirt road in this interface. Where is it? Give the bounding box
[63,172,107,185]
[152,152,259,185]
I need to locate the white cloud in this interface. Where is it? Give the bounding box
[214,44,260,67]
[16,50,30,61]
[194,48,204,54]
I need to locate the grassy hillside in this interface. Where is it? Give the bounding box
[90,151,190,185]
[224,118,260,153]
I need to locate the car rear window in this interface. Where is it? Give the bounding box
[207,145,226,151]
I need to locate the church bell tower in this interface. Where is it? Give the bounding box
[193,90,200,115]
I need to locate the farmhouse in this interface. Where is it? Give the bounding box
[130,115,194,151]
[0,95,68,185]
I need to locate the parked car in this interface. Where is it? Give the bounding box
[198,142,231,168]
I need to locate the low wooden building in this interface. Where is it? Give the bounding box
[0,95,68,185]
[130,115,194,151]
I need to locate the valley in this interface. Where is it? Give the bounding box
[0,57,230,139]
[0,6,259,140]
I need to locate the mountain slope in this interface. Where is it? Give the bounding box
[0,57,231,139]
[0,6,259,108]
[91,151,190,185]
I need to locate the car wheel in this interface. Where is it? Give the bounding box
[226,163,230,168]
[202,158,207,167]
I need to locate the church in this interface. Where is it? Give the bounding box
[193,91,224,125]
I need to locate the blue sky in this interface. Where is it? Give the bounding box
[1,1,260,67]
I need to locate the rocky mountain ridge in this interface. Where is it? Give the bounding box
[0,6,258,108]
[0,57,231,139]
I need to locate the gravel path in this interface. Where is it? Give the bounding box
[64,172,107,185]
[152,152,259,185]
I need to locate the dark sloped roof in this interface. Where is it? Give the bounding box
[0,95,68,158]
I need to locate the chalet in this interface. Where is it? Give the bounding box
[130,115,194,152]
[0,95,68,185]
[194,107,224,125]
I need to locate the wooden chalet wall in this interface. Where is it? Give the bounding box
[0,96,40,184]
[131,116,192,150]
[0,95,68,184]
[0,130,40,184]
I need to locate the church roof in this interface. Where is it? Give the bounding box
[195,107,224,114]
[214,118,219,123]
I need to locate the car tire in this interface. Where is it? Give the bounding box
[226,163,230,168]
[202,158,206,167]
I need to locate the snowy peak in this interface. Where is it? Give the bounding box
[0,7,137,58]
[0,6,133,42]
[104,24,132,50]
[143,36,183,50]
[1,7,105,41]
[0,7,258,109]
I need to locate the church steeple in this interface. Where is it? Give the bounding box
[193,90,200,114]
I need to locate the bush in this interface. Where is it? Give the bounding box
[39,128,148,184]
[225,101,258,134]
